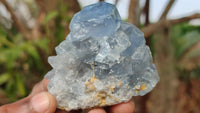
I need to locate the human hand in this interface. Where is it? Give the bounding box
[0,79,135,113]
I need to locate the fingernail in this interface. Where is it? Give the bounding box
[31,92,50,113]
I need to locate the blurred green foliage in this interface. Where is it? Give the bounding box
[0,27,49,100]
[171,23,200,59]
[171,23,200,80]
[0,2,71,103]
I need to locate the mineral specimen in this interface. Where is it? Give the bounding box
[45,2,159,111]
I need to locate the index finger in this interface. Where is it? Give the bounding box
[108,99,135,113]
[30,78,49,95]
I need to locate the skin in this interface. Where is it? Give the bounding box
[0,79,135,113]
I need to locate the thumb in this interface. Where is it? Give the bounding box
[0,92,57,113]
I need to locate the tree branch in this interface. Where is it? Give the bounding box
[115,0,119,5]
[143,0,150,45]
[128,0,140,26]
[0,0,30,39]
[35,0,45,13]
[144,0,150,26]
[170,13,200,24]
[159,0,176,20]
[141,13,200,38]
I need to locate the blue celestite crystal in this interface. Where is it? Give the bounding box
[45,2,159,111]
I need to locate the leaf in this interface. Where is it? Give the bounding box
[16,73,26,97]
[43,11,58,25]
[0,49,7,63]
[20,42,40,61]
[34,38,49,52]
[5,78,17,100]
[178,41,200,70]
[184,42,200,59]
[186,49,200,58]
[0,48,21,69]
[0,36,15,47]
[0,73,10,85]
[174,31,200,58]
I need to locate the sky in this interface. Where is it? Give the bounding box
[78,0,200,23]
[151,0,200,21]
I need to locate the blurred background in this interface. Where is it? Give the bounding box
[0,0,200,113]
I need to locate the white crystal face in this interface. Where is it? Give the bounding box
[45,2,159,111]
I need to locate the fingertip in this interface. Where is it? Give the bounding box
[0,92,57,113]
[109,100,135,113]
[30,79,49,95]
[46,92,57,113]
[31,92,57,113]
[43,78,49,90]
[88,108,106,113]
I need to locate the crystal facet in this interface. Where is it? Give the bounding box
[45,2,159,111]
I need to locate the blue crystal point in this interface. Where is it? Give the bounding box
[69,2,121,40]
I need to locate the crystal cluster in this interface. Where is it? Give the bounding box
[45,2,159,111]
